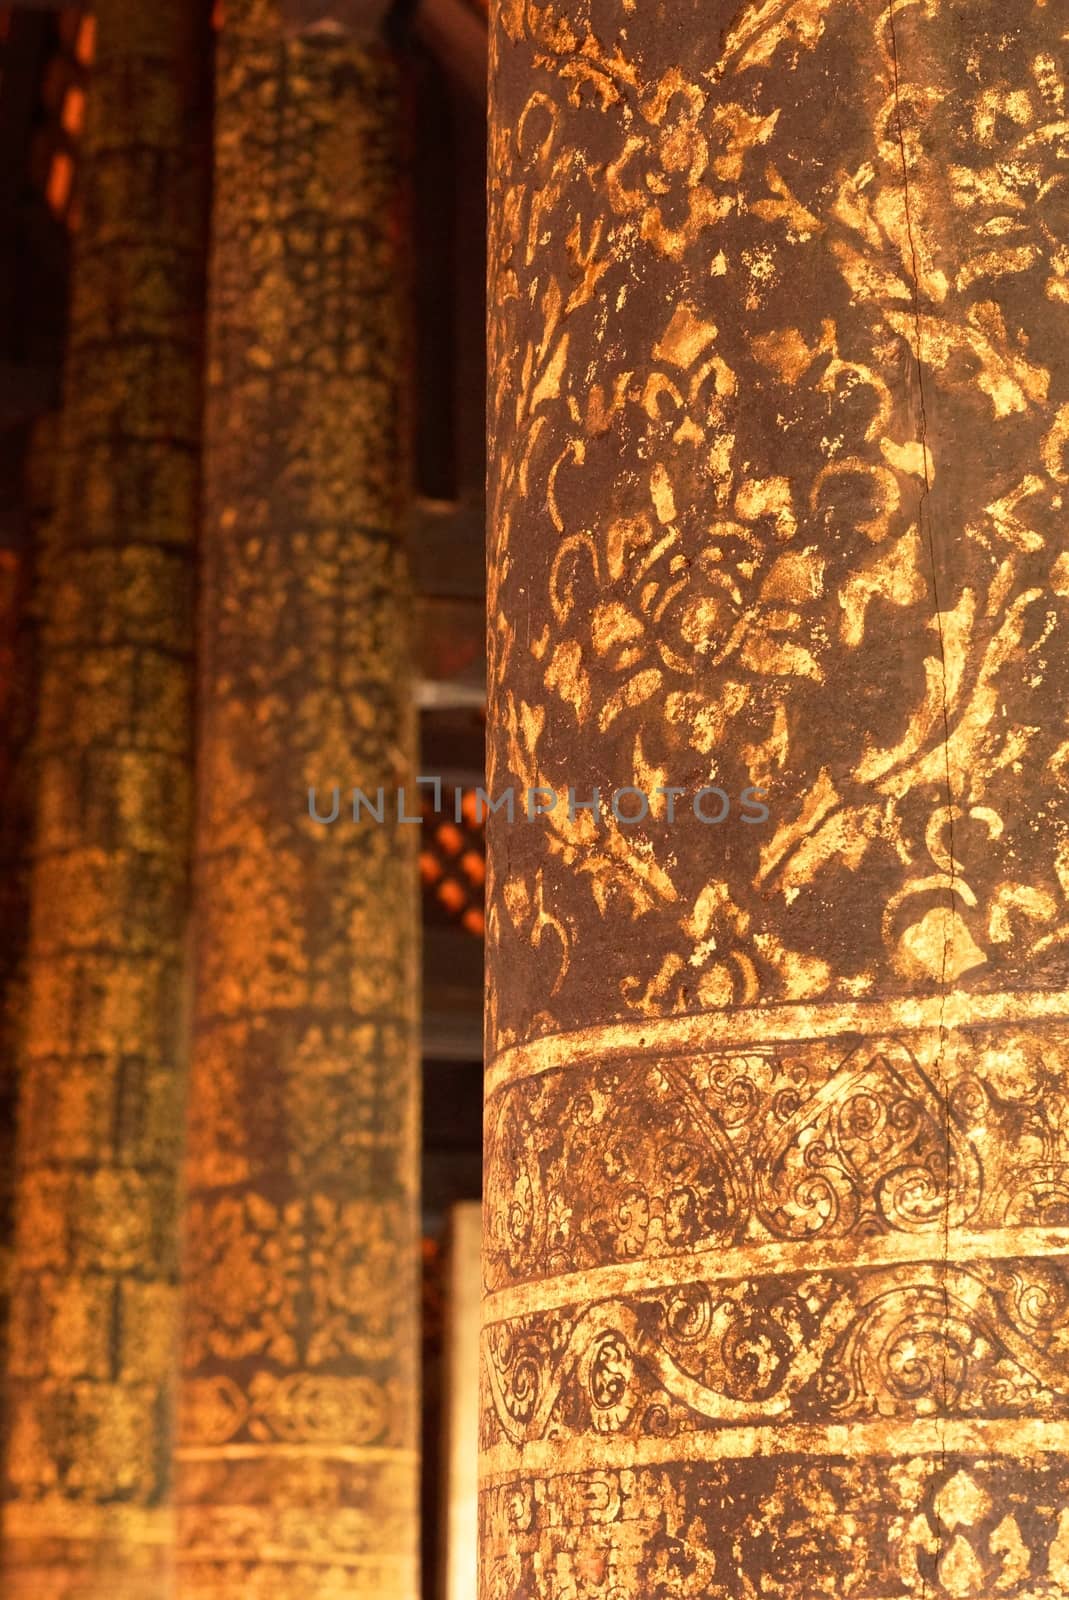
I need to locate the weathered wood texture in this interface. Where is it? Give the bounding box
[482,3,1069,1595]
[175,6,421,1597]
[0,1,209,1593]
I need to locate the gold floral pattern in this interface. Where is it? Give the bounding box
[483,0,1069,1594]
[175,4,420,1597]
[0,2,209,1594]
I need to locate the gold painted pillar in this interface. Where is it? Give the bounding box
[0,539,27,1422]
[175,5,421,1597]
[0,3,209,1594]
[482,3,1069,1596]
[0,416,58,1466]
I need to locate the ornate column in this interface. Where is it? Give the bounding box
[0,538,27,1422]
[482,3,1069,1598]
[0,416,58,1461]
[175,5,421,1598]
[0,3,209,1594]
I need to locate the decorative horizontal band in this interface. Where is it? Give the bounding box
[176,1548,416,1569]
[485,985,1069,1098]
[1,1504,173,1543]
[482,1223,1069,1326]
[175,1444,419,1463]
[479,1414,1069,1482]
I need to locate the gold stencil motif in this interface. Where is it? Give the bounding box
[484,0,1069,1593]
[0,1,209,1593]
[175,4,421,1597]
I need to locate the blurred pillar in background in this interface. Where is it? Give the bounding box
[0,538,28,1462]
[481,1,1069,1596]
[0,1,209,1592]
[175,3,421,1597]
[0,542,21,1348]
[0,413,57,1477]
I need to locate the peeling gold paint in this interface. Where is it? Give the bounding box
[0,4,208,1594]
[484,0,1069,1592]
[174,6,419,1598]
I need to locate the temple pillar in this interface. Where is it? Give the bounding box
[481,3,1069,1597]
[175,5,421,1598]
[0,3,209,1593]
[0,415,58,1471]
[0,538,27,1449]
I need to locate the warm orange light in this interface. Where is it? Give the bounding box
[437,879,466,914]
[62,86,86,137]
[436,822,464,857]
[420,850,442,886]
[75,14,97,66]
[461,907,485,937]
[47,152,73,215]
[460,789,485,829]
[460,849,485,887]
